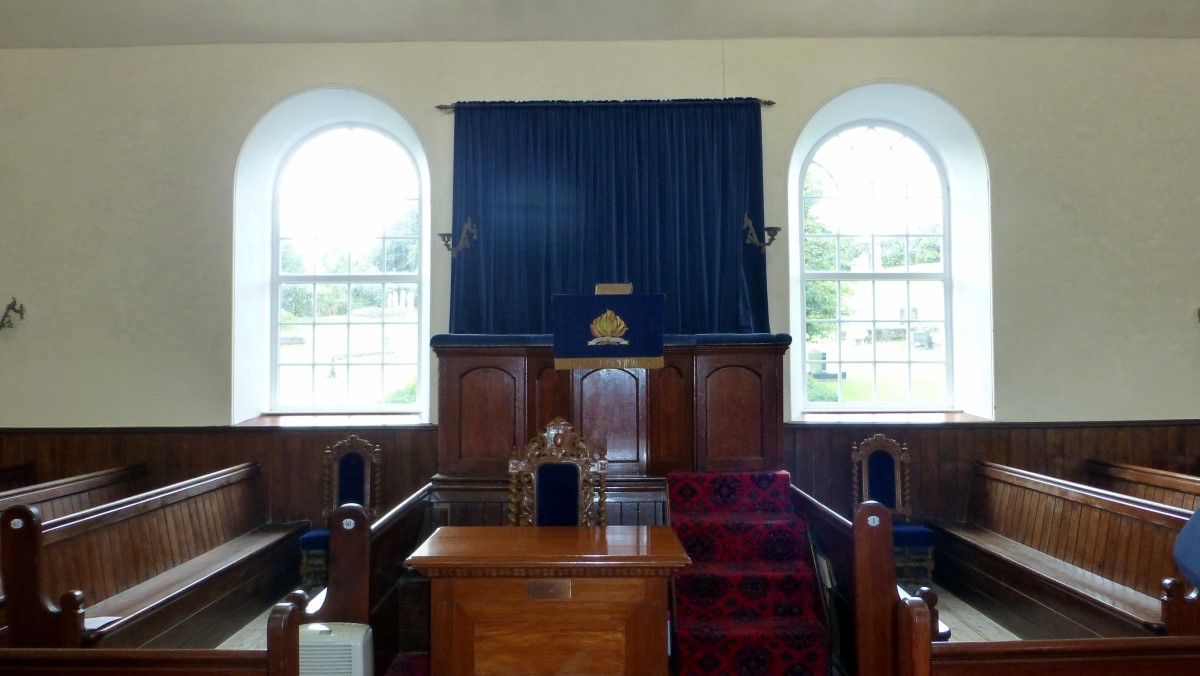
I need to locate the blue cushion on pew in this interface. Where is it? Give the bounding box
[892,523,935,548]
[1175,509,1200,588]
[299,528,330,550]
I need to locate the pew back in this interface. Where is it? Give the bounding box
[39,463,269,608]
[0,465,147,522]
[1086,459,1200,512]
[966,461,1189,598]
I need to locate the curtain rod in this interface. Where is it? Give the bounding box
[435,99,775,111]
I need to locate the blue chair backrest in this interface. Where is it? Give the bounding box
[535,462,581,526]
[338,452,366,507]
[867,450,898,510]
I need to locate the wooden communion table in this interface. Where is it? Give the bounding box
[406,525,690,675]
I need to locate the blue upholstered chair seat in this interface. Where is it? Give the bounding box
[299,528,330,550]
[892,523,935,548]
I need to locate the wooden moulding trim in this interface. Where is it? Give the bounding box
[930,635,1200,662]
[412,566,685,578]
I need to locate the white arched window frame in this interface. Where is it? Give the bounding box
[234,88,431,422]
[788,83,993,418]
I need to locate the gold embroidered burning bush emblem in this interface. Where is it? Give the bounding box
[587,309,630,346]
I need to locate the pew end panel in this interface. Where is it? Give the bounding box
[0,504,86,648]
[367,484,436,668]
[792,485,855,676]
[1162,577,1200,635]
[304,503,371,626]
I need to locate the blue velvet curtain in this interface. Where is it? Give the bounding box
[448,99,769,334]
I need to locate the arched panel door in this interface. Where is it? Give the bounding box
[573,367,647,476]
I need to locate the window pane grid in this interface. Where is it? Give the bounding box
[801,124,949,409]
[271,125,423,412]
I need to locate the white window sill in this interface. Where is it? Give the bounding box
[791,411,992,424]
[237,413,427,427]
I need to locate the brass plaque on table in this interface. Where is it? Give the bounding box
[526,579,572,600]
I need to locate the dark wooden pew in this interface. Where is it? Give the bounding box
[0,464,147,521]
[293,492,434,669]
[934,461,1195,638]
[1086,459,1200,511]
[841,501,1200,676]
[792,489,945,676]
[894,586,1200,676]
[0,463,305,649]
[0,465,149,624]
[0,594,304,675]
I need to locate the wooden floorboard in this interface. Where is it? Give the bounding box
[934,584,1020,642]
[217,604,275,651]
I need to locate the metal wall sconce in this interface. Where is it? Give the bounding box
[743,214,780,251]
[1,297,25,332]
[438,218,479,258]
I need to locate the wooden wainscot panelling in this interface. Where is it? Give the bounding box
[694,344,785,472]
[433,334,789,478]
[574,367,648,476]
[647,353,694,476]
[436,348,528,476]
[785,419,1200,530]
[0,424,440,527]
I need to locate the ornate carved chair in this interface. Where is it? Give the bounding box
[299,435,381,589]
[508,418,608,526]
[852,433,935,587]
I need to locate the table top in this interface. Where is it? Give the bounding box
[405,525,691,578]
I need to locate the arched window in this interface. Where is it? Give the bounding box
[789,84,992,417]
[234,88,430,421]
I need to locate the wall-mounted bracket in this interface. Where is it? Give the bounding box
[1,297,25,332]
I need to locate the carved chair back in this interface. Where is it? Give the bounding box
[851,433,913,521]
[508,418,608,526]
[323,435,381,520]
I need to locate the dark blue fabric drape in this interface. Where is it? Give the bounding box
[449,99,769,334]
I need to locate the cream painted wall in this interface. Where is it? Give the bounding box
[1,37,1198,426]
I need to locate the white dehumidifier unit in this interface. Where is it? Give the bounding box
[299,622,373,676]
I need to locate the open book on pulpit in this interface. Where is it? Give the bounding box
[552,287,664,370]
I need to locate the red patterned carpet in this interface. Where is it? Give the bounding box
[668,470,830,675]
[383,651,429,676]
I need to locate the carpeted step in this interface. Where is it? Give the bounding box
[675,616,829,676]
[384,651,429,676]
[671,511,812,563]
[674,560,823,624]
[668,470,794,514]
[668,469,830,675]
